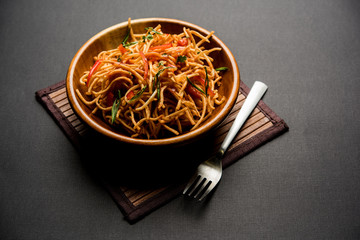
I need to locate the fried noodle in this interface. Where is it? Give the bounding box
[76,18,226,139]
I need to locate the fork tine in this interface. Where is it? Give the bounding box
[187,176,206,196]
[194,179,211,199]
[183,174,200,194]
[198,181,217,201]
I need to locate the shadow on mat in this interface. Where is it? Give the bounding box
[77,130,219,189]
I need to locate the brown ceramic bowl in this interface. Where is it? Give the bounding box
[66,18,240,146]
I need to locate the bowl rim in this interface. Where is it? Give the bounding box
[66,17,240,146]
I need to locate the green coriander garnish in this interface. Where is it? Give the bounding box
[204,67,209,97]
[111,90,121,124]
[142,34,153,42]
[121,28,138,47]
[187,77,206,95]
[129,85,147,102]
[158,61,165,67]
[177,55,187,63]
[122,29,130,46]
[145,27,162,35]
[215,67,228,71]
[123,41,138,47]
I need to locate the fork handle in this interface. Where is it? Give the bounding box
[218,81,268,157]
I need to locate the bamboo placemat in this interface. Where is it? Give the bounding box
[35,80,288,223]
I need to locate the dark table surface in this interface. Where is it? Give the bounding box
[1,0,359,239]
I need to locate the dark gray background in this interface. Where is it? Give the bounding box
[1,0,359,239]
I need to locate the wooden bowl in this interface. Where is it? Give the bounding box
[66,18,240,146]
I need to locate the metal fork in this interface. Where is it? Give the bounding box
[183,81,268,201]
